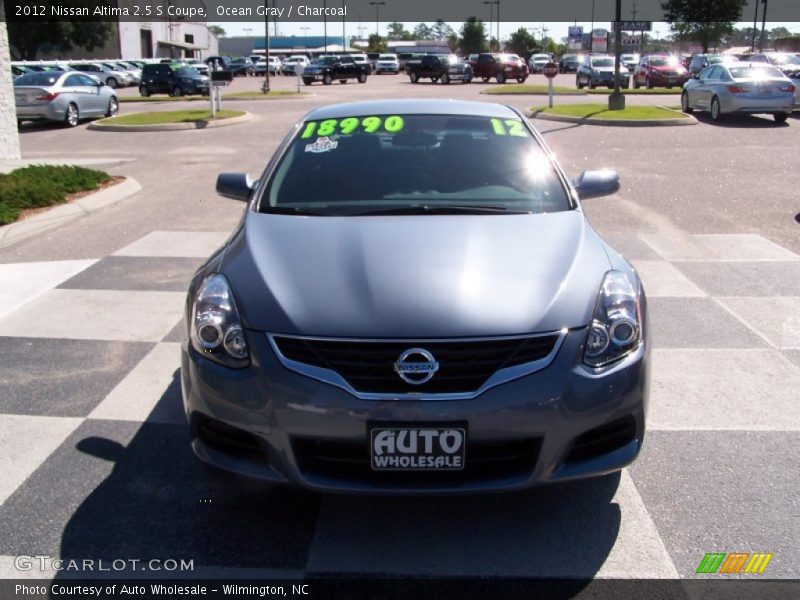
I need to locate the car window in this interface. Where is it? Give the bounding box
[263,114,570,216]
[729,65,785,79]
[63,74,84,87]
[591,58,614,67]
[13,72,59,86]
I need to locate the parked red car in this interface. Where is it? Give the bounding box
[632,55,689,89]
[469,53,529,83]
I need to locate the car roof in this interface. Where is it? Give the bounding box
[304,99,520,121]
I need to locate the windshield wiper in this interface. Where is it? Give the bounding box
[264,206,329,216]
[351,205,531,216]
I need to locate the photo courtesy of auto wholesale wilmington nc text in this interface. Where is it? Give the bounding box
[11,582,311,599]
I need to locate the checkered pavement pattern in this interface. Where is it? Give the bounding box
[1,229,798,580]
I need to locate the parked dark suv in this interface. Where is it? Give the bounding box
[139,63,209,97]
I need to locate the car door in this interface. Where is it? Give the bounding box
[694,66,719,109]
[76,73,105,114]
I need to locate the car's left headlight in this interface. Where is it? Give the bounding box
[583,271,642,368]
[190,274,250,369]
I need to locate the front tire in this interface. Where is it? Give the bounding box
[576,76,584,89]
[710,96,723,121]
[105,78,117,89]
[681,91,693,113]
[516,77,526,83]
[440,72,450,84]
[357,73,367,83]
[323,73,332,85]
[139,85,150,97]
[496,72,507,84]
[633,77,640,89]
[105,97,119,117]
[646,77,653,89]
[64,103,79,128]
[409,72,418,83]
[303,78,312,86]
[171,86,183,97]
[774,112,789,123]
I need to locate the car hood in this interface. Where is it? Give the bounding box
[220,211,612,338]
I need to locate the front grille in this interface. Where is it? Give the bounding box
[293,437,540,487]
[273,334,559,394]
[565,415,637,464]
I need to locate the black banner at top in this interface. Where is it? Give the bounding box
[2,0,799,23]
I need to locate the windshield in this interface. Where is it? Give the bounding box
[378,55,396,60]
[591,58,614,67]
[174,67,200,77]
[314,57,337,65]
[650,57,678,67]
[729,65,785,79]
[262,114,570,216]
[707,55,734,64]
[14,72,60,86]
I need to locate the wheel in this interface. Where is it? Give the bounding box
[357,73,367,83]
[589,79,596,89]
[576,76,583,89]
[774,112,789,123]
[105,77,117,89]
[516,77,525,83]
[482,76,490,83]
[105,97,118,117]
[646,77,653,89]
[303,78,312,86]
[64,103,79,128]
[323,73,332,85]
[339,80,347,84]
[496,72,507,84]
[681,91,693,113]
[139,85,150,97]
[431,77,439,83]
[409,72,418,83]
[710,96,723,121]
[440,72,450,84]
[171,86,183,97]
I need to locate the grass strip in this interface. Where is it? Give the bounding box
[0,165,111,226]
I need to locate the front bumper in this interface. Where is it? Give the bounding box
[181,328,649,494]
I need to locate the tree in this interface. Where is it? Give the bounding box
[489,37,500,52]
[661,0,747,52]
[458,17,488,55]
[366,34,387,53]
[447,32,460,53]
[7,20,113,60]
[208,25,226,38]
[386,22,412,41]
[413,23,433,40]
[432,19,454,40]
[506,27,537,58]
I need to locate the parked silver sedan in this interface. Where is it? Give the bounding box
[681,62,795,123]
[14,71,118,127]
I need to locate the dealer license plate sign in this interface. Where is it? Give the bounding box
[370,427,466,471]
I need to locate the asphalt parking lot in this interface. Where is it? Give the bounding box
[1,72,799,586]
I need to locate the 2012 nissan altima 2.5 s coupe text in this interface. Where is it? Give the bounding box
[180,99,649,494]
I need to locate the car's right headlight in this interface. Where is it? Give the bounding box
[190,274,250,369]
[583,271,643,368]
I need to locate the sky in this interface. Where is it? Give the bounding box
[214,21,800,42]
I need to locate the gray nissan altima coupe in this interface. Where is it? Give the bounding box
[181,99,649,494]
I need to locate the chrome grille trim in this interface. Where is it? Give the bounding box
[267,330,568,401]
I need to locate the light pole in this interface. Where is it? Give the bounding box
[323,0,327,55]
[590,0,595,51]
[369,2,386,37]
[759,0,768,52]
[483,1,494,48]
[300,26,310,48]
[261,1,270,93]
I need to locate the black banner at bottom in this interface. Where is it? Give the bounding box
[2,578,799,600]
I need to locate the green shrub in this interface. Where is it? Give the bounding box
[0,165,111,226]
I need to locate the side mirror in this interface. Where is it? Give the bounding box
[97,81,105,87]
[574,170,620,200]
[216,173,254,202]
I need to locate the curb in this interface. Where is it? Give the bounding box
[0,177,141,249]
[88,111,253,132]
[527,108,697,127]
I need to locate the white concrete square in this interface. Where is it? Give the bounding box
[113,231,229,258]
[640,233,799,262]
[0,414,82,506]
[0,289,184,342]
[631,260,705,298]
[89,343,183,424]
[649,349,800,430]
[717,297,800,350]
[0,260,97,321]
[306,470,677,578]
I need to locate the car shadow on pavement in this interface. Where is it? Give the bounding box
[51,369,622,586]
[691,112,791,128]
